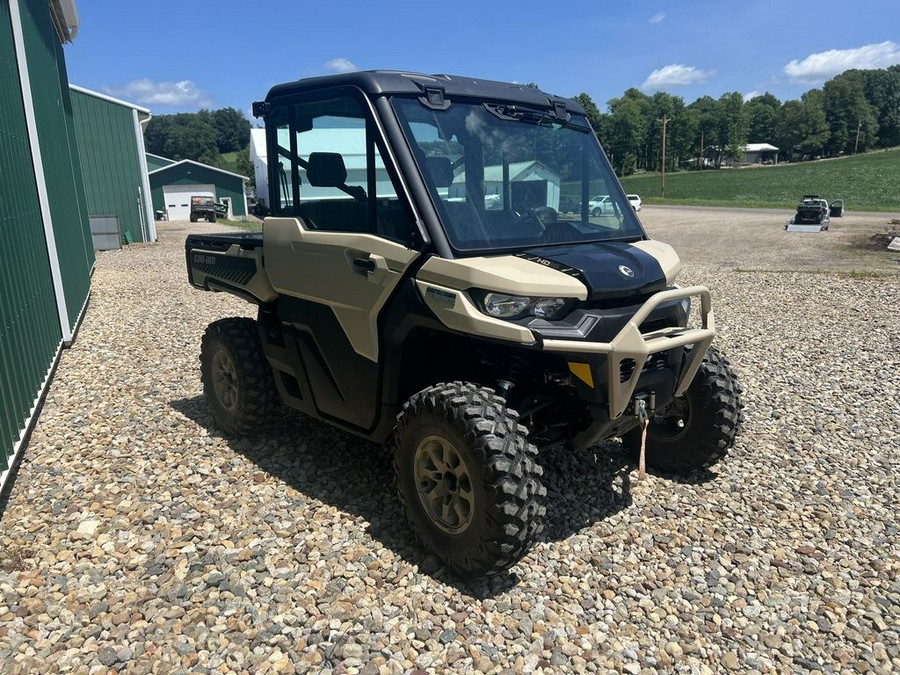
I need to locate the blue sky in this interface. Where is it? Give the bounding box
[65,0,900,116]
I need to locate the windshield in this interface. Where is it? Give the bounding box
[392,97,644,252]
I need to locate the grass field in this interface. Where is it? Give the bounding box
[619,147,900,212]
[215,150,242,175]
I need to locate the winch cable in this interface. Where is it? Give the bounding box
[637,399,649,480]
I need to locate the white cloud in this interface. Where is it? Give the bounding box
[324,58,357,73]
[784,41,900,83]
[743,90,761,102]
[106,79,212,108]
[649,12,665,24]
[642,64,713,90]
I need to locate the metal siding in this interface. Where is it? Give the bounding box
[20,0,93,329]
[71,89,148,244]
[0,0,63,480]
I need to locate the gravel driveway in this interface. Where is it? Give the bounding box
[1,211,898,674]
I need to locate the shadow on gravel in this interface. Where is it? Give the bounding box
[170,396,674,596]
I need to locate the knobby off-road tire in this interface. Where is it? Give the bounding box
[623,346,743,473]
[394,382,546,578]
[200,318,278,434]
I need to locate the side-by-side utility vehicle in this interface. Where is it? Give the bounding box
[185,71,743,577]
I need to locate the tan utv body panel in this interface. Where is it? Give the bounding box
[191,244,278,303]
[263,217,418,362]
[415,280,536,345]
[415,255,588,345]
[416,255,589,299]
[631,239,682,285]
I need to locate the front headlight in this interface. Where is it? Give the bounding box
[533,297,567,318]
[483,293,532,318]
[480,292,571,320]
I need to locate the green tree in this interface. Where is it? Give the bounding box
[745,93,781,143]
[646,91,695,172]
[159,112,219,164]
[714,92,749,165]
[235,148,255,189]
[823,71,878,154]
[212,107,251,153]
[606,88,650,174]
[572,93,604,133]
[797,90,830,157]
[774,100,805,161]
[863,65,900,147]
[687,96,719,167]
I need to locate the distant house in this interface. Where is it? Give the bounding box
[742,143,779,165]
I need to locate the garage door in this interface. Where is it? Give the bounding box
[163,184,215,220]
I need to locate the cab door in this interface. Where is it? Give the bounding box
[262,90,422,430]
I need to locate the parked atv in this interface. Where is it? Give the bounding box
[186,71,743,578]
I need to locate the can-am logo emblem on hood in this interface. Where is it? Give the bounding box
[618,265,635,278]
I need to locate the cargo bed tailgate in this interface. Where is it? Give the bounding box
[185,233,276,304]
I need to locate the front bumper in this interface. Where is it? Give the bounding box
[537,286,715,421]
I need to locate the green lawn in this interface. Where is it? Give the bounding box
[619,147,900,211]
[215,150,242,175]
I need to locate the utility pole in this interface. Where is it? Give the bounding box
[699,129,704,171]
[659,115,669,197]
[854,120,862,154]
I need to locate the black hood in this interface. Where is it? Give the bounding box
[516,241,668,301]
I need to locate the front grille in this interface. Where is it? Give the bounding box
[583,292,656,310]
[619,352,670,383]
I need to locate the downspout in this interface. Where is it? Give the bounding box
[135,112,157,241]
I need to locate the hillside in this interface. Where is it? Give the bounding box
[619,148,900,212]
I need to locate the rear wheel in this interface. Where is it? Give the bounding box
[394,382,546,578]
[623,346,743,473]
[208,212,217,223]
[200,318,278,434]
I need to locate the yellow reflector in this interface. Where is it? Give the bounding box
[568,362,594,388]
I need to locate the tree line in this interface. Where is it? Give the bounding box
[144,107,253,180]
[573,66,900,175]
[142,66,899,182]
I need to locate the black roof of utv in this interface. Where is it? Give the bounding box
[262,70,587,116]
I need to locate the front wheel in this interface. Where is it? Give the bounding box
[623,346,743,473]
[394,382,546,578]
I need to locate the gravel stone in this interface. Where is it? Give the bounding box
[1,214,898,672]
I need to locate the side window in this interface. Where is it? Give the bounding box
[271,107,296,212]
[271,92,413,243]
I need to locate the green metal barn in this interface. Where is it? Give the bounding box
[1,0,93,494]
[149,159,249,221]
[69,85,156,248]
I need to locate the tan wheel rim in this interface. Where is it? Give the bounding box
[414,434,475,534]
[212,350,238,410]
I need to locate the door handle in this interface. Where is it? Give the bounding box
[352,256,376,274]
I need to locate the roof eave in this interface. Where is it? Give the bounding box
[49,0,79,43]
